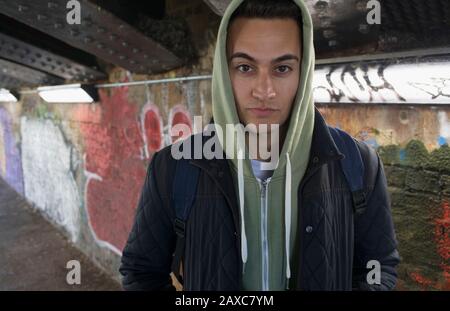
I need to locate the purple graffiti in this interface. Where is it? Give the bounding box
[0,107,23,194]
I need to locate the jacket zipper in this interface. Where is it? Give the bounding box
[258,177,271,291]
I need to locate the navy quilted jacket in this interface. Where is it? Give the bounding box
[119,108,400,291]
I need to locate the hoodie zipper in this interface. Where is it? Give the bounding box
[258,177,271,291]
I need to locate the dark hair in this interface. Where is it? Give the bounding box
[229,0,303,32]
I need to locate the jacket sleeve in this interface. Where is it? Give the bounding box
[352,142,401,291]
[119,151,177,291]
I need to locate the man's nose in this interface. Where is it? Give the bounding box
[252,71,276,101]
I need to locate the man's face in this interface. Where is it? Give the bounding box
[227,17,302,132]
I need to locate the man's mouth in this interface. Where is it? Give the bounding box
[247,107,277,117]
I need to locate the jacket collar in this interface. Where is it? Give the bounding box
[307,107,344,169]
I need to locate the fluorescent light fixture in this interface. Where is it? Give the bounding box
[37,84,99,103]
[0,89,19,102]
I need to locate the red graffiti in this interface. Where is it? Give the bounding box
[409,272,434,289]
[434,200,450,289]
[408,200,450,290]
[170,105,192,143]
[75,86,194,252]
[142,104,163,154]
[79,86,148,252]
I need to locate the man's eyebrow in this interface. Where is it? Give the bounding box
[229,52,299,63]
[229,52,256,62]
[273,54,300,63]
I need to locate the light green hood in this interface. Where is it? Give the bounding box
[212,0,316,290]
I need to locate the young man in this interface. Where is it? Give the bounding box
[119,0,400,291]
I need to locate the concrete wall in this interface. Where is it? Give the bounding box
[318,105,450,290]
[382,143,450,290]
[0,0,448,289]
[318,105,450,151]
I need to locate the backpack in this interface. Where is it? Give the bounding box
[170,126,367,285]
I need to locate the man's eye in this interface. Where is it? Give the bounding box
[236,65,252,73]
[276,65,292,74]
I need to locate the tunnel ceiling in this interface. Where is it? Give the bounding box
[204,0,450,58]
[0,0,194,91]
[0,0,449,92]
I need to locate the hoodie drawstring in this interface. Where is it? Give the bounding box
[285,152,292,289]
[237,151,292,290]
[238,148,248,273]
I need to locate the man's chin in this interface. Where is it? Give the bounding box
[243,120,280,134]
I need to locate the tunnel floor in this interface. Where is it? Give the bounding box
[0,177,121,291]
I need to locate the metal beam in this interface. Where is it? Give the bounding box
[0,58,63,88]
[202,0,377,55]
[316,47,450,65]
[0,74,30,90]
[0,33,105,81]
[0,0,183,74]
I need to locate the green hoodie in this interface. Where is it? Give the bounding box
[211,0,316,290]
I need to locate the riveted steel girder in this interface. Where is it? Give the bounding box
[202,0,377,54]
[0,58,63,89]
[0,32,105,81]
[0,74,29,90]
[203,0,450,55]
[0,0,183,74]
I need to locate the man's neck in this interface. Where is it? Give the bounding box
[245,123,288,162]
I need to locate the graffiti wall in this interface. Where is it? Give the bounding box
[77,84,195,254]
[0,72,204,276]
[21,117,81,242]
[314,59,450,104]
[79,86,164,254]
[318,105,449,151]
[0,107,23,194]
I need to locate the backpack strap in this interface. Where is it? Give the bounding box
[328,127,367,215]
[171,158,200,285]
